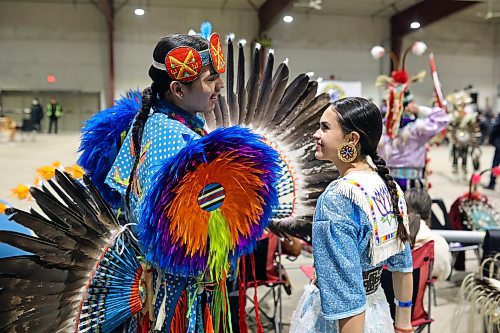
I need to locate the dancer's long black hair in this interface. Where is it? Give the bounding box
[331,97,410,244]
[125,35,209,209]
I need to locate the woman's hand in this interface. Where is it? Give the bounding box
[394,325,415,332]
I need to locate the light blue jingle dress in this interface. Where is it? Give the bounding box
[290,171,413,333]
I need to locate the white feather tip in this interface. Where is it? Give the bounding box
[188,29,197,36]
[238,39,247,46]
[226,33,235,43]
[254,42,262,50]
[283,57,289,65]
[268,48,275,55]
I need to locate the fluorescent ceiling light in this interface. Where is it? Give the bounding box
[410,21,420,29]
[283,15,294,23]
[135,8,145,16]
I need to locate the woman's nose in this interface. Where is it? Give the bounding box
[313,130,320,139]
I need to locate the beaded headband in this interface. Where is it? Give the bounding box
[152,33,226,82]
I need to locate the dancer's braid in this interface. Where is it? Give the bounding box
[125,85,156,209]
[370,152,410,243]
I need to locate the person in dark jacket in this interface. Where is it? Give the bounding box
[47,97,63,134]
[30,98,43,132]
[486,113,500,190]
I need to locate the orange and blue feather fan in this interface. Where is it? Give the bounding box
[138,126,281,281]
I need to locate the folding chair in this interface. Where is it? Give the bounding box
[381,241,435,333]
[243,233,290,333]
[411,241,435,333]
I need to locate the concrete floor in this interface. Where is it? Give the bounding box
[0,131,499,332]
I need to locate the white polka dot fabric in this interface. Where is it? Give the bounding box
[105,111,200,209]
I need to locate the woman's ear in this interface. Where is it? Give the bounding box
[169,81,184,99]
[348,131,361,145]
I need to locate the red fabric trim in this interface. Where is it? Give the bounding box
[204,303,214,333]
[129,265,144,314]
[250,254,264,333]
[238,256,248,333]
[170,290,187,332]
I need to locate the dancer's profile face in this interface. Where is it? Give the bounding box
[313,106,347,165]
[180,65,225,114]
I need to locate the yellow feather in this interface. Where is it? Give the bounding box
[36,165,56,180]
[10,184,30,200]
[65,164,85,179]
[0,202,7,215]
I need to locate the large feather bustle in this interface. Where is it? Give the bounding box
[211,40,335,242]
[77,90,141,209]
[0,170,142,333]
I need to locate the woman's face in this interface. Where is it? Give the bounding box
[313,106,348,164]
[181,65,225,114]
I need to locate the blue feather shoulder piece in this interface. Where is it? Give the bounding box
[77,90,141,208]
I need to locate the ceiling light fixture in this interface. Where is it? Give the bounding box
[283,15,294,23]
[135,8,145,16]
[410,21,421,29]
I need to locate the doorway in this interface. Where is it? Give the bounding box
[0,90,101,132]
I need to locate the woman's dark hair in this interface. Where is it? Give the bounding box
[404,188,432,222]
[408,212,421,249]
[331,97,410,244]
[125,34,209,208]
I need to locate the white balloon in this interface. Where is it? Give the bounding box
[370,46,385,59]
[411,42,427,56]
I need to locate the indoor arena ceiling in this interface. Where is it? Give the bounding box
[1,0,499,22]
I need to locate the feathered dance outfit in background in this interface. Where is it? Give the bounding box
[446,89,482,176]
[0,23,331,332]
[371,42,449,191]
[448,166,500,233]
